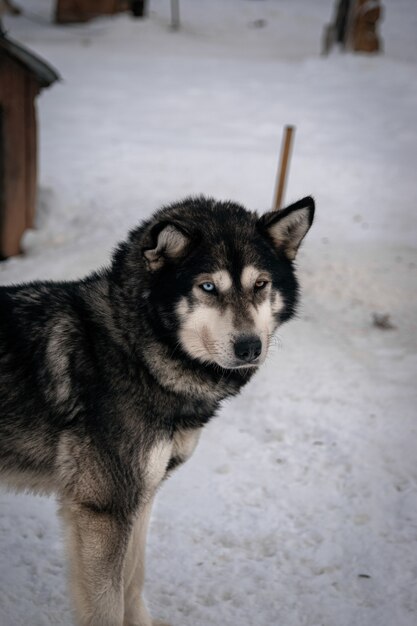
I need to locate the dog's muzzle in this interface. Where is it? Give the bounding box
[233,335,262,364]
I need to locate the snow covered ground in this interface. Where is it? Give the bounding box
[1,1,416,625]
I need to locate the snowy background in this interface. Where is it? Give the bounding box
[1,1,416,625]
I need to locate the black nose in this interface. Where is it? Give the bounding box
[234,336,262,363]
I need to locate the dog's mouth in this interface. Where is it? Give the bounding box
[223,360,261,370]
[213,355,265,370]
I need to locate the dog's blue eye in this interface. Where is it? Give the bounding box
[201,282,216,293]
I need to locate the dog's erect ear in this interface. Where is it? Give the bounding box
[258,196,315,260]
[143,223,190,271]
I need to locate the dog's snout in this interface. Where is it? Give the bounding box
[234,335,262,363]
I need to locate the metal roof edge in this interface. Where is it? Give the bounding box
[0,33,60,88]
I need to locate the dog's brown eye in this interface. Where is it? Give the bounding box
[254,280,268,291]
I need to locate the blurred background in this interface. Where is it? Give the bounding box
[0,1,416,625]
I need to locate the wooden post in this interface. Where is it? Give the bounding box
[171,0,180,30]
[0,57,27,257]
[273,125,295,211]
[25,77,38,229]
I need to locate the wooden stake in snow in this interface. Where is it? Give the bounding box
[171,0,180,30]
[273,125,295,211]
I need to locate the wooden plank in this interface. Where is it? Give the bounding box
[0,57,28,257]
[25,76,38,230]
[55,0,128,23]
[0,105,4,257]
[171,0,180,30]
[273,126,295,211]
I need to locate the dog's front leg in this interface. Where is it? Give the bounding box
[123,498,170,626]
[60,501,131,626]
[123,498,153,626]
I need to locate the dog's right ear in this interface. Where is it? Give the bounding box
[143,223,190,271]
[257,196,315,260]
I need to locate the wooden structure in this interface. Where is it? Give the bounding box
[323,0,383,55]
[273,126,295,211]
[350,0,383,53]
[55,0,129,24]
[0,32,59,258]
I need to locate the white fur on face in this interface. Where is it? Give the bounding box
[176,266,284,369]
[247,294,284,361]
[178,301,238,368]
[271,290,285,314]
[240,265,261,291]
[210,270,232,293]
[241,266,284,361]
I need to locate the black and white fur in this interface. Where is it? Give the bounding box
[0,195,314,626]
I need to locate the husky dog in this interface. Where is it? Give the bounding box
[0,195,314,626]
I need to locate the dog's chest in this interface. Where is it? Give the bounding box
[144,428,201,492]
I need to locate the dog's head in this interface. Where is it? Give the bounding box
[120,196,314,370]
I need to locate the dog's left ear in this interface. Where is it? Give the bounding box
[257,196,315,260]
[143,222,190,271]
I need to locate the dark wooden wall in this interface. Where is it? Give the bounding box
[0,55,38,258]
[55,0,129,24]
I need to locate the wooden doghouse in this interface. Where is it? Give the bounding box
[323,0,383,55]
[0,33,59,258]
[350,0,383,53]
[55,0,129,24]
